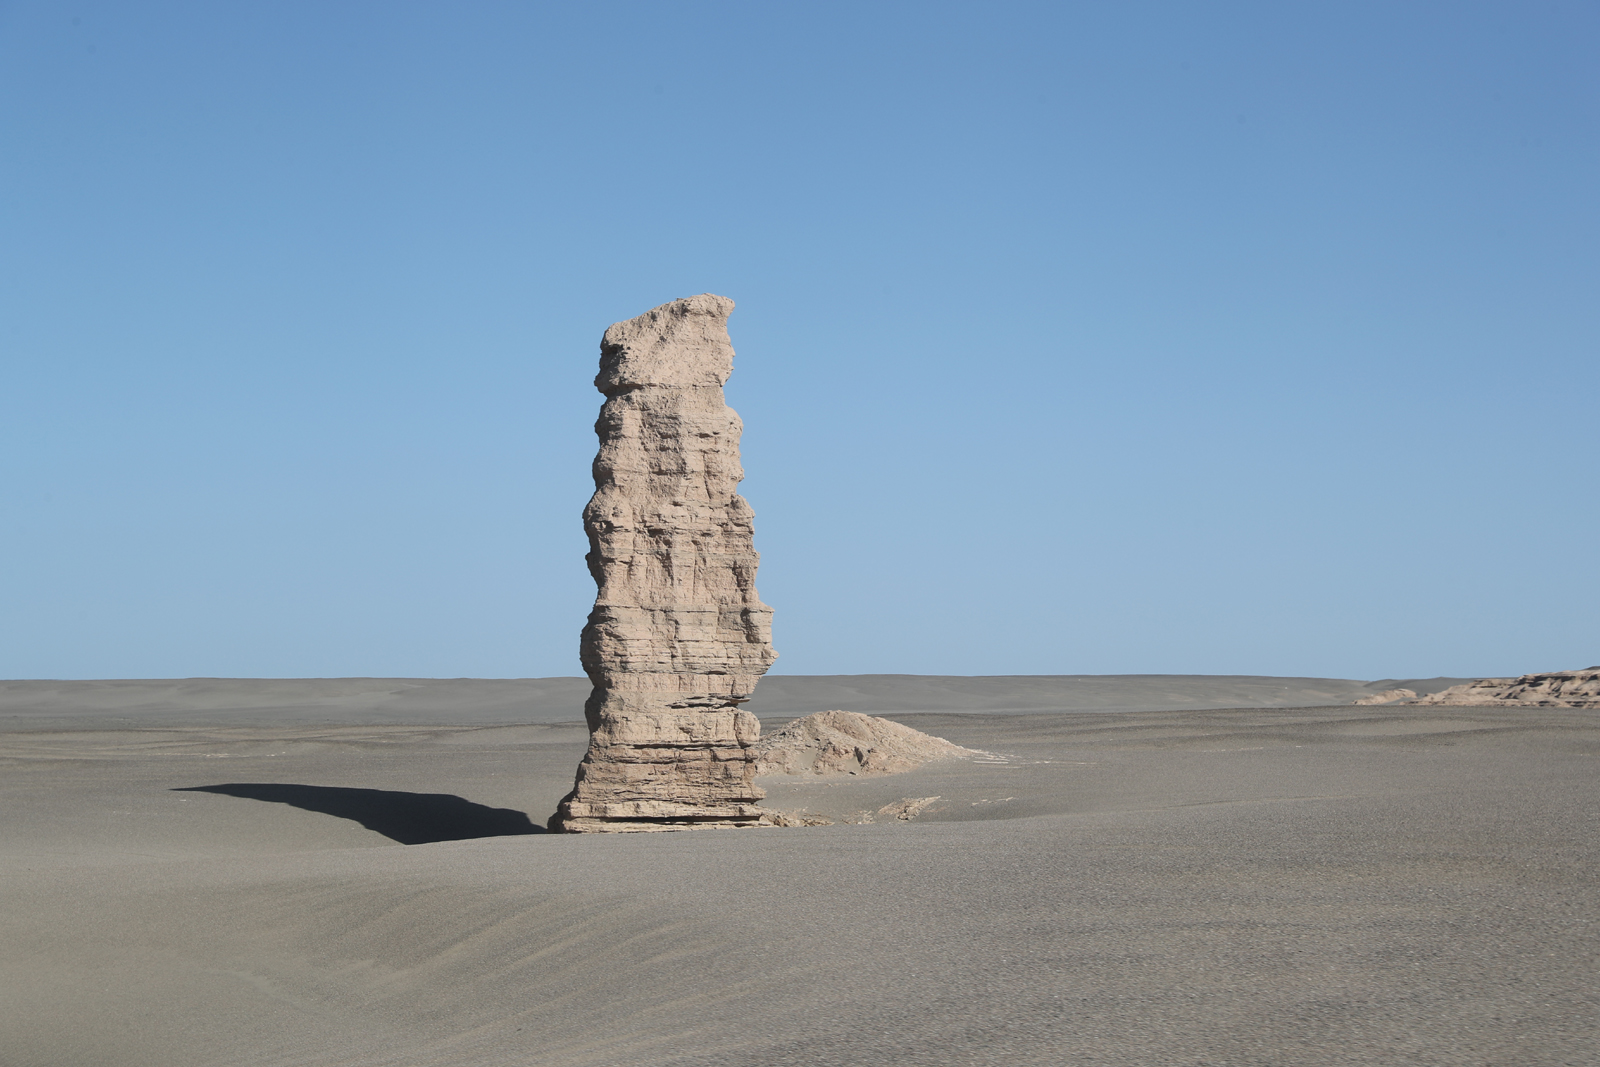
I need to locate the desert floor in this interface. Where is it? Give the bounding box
[2,676,1594,1067]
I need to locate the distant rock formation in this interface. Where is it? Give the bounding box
[1415,668,1600,708]
[552,295,778,832]
[755,710,980,777]
[1353,688,1416,705]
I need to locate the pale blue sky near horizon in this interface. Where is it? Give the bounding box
[2,1,1595,681]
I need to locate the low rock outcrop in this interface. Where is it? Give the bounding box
[552,295,779,832]
[1353,689,1416,705]
[754,710,980,777]
[1415,668,1600,708]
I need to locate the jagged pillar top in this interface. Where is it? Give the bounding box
[596,294,737,395]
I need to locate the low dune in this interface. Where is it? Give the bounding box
[2,675,1594,1066]
[753,709,981,778]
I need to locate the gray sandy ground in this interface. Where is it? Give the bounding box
[1,681,1594,1066]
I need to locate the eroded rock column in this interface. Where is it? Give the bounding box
[552,294,778,832]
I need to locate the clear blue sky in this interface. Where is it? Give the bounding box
[2,1,1595,680]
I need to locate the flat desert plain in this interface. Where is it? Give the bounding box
[2,676,1595,1067]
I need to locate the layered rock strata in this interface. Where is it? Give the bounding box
[552,294,778,832]
[1415,668,1600,708]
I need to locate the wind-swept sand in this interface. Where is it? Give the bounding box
[2,676,1594,1066]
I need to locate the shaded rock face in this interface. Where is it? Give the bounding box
[755,711,979,777]
[553,295,778,832]
[1415,669,1600,708]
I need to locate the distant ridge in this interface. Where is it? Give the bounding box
[0,674,1474,729]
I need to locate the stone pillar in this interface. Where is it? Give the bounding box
[552,294,778,832]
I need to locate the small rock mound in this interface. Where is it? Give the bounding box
[1353,688,1416,705]
[1415,668,1600,708]
[876,796,943,821]
[755,711,980,777]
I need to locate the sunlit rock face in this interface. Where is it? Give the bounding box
[1416,669,1600,708]
[552,294,778,832]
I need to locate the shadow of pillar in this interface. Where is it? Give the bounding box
[174,783,546,844]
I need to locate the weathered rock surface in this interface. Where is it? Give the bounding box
[552,295,779,832]
[754,710,980,777]
[1353,689,1417,705]
[876,796,944,821]
[1415,668,1600,708]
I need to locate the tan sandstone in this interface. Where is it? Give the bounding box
[755,710,981,777]
[1353,689,1416,705]
[1415,668,1600,708]
[552,295,778,832]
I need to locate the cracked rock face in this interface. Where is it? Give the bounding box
[1415,668,1600,708]
[552,294,778,832]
